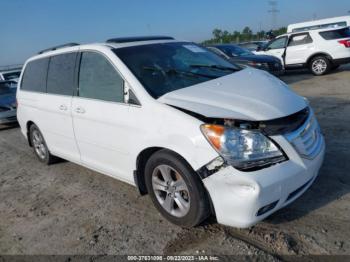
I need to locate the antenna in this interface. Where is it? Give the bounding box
[268,1,280,30]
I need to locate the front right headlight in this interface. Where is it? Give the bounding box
[201,124,287,171]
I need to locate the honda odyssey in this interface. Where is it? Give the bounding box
[17,36,325,228]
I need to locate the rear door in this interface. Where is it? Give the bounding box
[285,33,314,65]
[39,52,81,162]
[71,51,132,180]
[19,55,80,162]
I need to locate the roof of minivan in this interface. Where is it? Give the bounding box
[27,39,185,62]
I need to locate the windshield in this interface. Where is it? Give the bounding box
[3,71,21,81]
[113,42,240,98]
[216,45,253,57]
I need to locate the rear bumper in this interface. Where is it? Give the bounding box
[203,134,325,228]
[333,57,350,65]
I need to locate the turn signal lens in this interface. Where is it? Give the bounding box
[200,124,225,150]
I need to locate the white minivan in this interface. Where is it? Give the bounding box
[17,37,325,228]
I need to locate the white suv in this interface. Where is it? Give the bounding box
[255,27,350,75]
[17,37,325,228]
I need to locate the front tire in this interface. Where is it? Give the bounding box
[309,56,330,76]
[29,124,58,165]
[145,149,210,227]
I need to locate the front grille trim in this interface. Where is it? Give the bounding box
[285,109,323,160]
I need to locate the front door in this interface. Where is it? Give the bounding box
[258,36,288,66]
[72,51,132,181]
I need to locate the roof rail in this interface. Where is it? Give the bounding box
[38,43,80,54]
[106,36,174,43]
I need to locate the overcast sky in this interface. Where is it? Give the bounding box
[0,0,349,66]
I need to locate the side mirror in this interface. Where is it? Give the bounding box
[124,81,140,106]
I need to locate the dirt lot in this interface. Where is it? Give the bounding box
[0,65,349,259]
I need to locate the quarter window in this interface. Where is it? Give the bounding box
[288,33,313,46]
[21,58,49,92]
[319,27,350,40]
[47,53,77,96]
[78,52,124,103]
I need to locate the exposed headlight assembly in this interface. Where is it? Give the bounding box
[247,61,269,68]
[201,124,287,171]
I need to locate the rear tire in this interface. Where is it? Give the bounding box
[144,149,210,227]
[29,124,58,165]
[309,56,330,76]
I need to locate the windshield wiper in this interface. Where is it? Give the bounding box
[189,64,238,72]
[143,66,217,79]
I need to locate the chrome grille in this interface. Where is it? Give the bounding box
[285,110,323,159]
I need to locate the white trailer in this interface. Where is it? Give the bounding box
[287,16,350,33]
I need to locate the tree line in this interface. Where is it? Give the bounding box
[202,26,287,45]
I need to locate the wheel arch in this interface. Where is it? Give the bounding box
[306,52,333,66]
[134,147,203,196]
[26,120,35,147]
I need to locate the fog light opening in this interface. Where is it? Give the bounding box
[256,200,279,216]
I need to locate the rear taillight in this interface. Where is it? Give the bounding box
[338,39,350,48]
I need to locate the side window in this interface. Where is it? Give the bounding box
[288,33,313,46]
[21,58,49,92]
[319,27,350,40]
[78,52,124,103]
[47,53,77,96]
[267,37,287,50]
[207,47,227,58]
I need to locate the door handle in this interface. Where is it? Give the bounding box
[59,105,67,111]
[75,107,86,114]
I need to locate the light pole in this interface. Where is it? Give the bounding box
[268,1,280,30]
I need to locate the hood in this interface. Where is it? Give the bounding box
[158,68,307,121]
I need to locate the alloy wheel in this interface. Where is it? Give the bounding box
[151,164,190,217]
[32,129,47,160]
[312,59,327,74]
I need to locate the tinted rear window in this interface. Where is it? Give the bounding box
[47,52,77,96]
[3,71,21,81]
[21,58,49,92]
[319,27,350,40]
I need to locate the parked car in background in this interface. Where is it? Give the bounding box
[17,37,324,228]
[0,80,17,125]
[0,68,22,83]
[207,44,283,75]
[255,26,350,75]
[238,41,268,51]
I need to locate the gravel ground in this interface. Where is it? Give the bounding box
[0,65,349,259]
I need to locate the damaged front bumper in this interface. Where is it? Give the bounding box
[201,132,325,228]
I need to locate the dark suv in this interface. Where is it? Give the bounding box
[207,44,284,75]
